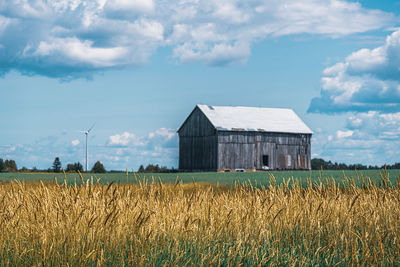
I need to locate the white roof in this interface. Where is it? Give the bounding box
[197,104,313,134]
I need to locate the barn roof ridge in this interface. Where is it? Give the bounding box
[196,104,313,134]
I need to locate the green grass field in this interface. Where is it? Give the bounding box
[0,169,399,187]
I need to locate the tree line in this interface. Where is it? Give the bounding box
[311,158,400,170]
[0,157,177,173]
[137,164,178,173]
[0,157,106,173]
[1,157,399,173]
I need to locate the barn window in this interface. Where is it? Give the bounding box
[262,155,269,167]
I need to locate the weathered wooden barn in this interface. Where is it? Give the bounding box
[178,105,313,172]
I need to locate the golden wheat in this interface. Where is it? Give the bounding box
[0,174,399,266]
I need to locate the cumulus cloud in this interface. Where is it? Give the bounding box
[0,0,394,78]
[312,112,400,165]
[104,0,155,18]
[308,29,400,164]
[346,111,400,140]
[109,132,135,146]
[105,128,178,168]
[148,128,176,140]
[309,30,400,114]
[336,130,353,139]
[71,139,80,146]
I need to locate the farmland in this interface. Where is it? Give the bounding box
[0,169,399,265]
[0,168,399,186]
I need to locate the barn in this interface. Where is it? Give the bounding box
[178,105,313,172]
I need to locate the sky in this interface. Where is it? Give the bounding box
[1,0,400,170]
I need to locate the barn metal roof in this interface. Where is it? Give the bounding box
[197,104,313,134]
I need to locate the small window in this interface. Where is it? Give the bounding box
[286,155,292,167]
[262,155,269,166]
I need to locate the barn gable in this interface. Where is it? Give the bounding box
[178,106,215,137]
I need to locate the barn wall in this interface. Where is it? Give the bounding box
[217,131,311,170]
[179,136,217,171]
[178,107,217,171]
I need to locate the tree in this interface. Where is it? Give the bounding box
[0,159,4,172]
[137,164,177,173]
[52,157,62,173]
[4,160,17,172]
[138,165,145,173]
[91,161,106,173]
[20,167,29,172]
[66,162,83,172]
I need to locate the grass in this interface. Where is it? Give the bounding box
[0,168,399,186]
[0,170,399,265]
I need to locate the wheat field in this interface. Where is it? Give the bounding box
[0,172,399,266]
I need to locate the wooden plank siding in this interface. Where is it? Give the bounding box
[178,107,217,171]
[178,106,312,172]
[216,131,311,171]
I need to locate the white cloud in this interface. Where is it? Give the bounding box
[4,145,17,153]
[346,111,400,140]
[263,0,391,36]
[71,139,80,146]
[104,128,178,168]
[148,128,176,140]
[105,0,155,14]
[108,129,176,148]
[1,0,52,19]
[312,112,400,165]
[309,29,400,113]
[211,1,250,24]
[173,41,250,65]
[336,130,353,138]
[109,132,143,146]
[32,37,130,67]
[0,15,12,34]
[0,0,395,78]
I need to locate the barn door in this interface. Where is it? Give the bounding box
[260,142,274,170]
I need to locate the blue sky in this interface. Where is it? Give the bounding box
[1,0,400,170]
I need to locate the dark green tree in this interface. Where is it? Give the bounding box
[4,160,17,172]
[0,159,4,172]
[138,165,145,172]
[91,161,106,173]
[144,164,160,173]
[20,167,29,172]
[52,157,62,173]
[66,162,83,172]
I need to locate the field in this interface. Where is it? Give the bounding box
[0,168,399,186]
[0,170,400,265]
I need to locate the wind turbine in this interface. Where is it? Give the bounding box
[80,123,95,171]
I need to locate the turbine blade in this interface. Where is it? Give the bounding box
[87,123,96,133]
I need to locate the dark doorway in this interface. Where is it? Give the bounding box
[262,155,269,167]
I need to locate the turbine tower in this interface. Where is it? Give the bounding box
[80,123,95,171]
